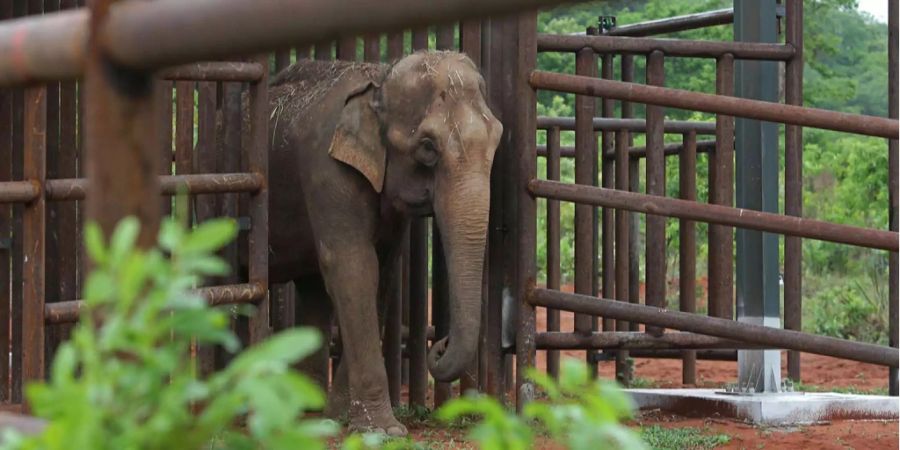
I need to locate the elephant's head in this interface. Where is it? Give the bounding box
[328,51,502,382]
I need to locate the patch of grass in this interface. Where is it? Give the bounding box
[641,425,731,450]
[394,405,433,425]
[793,382,889,396]
[628,377,660,389]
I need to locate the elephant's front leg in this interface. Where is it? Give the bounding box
[317,240,407,436]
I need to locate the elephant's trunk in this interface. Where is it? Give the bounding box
[427,174,490,383]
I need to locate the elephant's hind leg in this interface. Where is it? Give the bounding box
[293,275,334,392]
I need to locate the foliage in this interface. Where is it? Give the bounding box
[640,425,730,450]
[437,359,647,450]
[0,217,336,450]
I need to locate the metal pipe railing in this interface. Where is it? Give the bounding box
[529,179,899,252]
[537,116,716,134]
[535,140,716,159]
[605,8,734,37]
[530,71,900,139]
[537,34,794,60]
[536,331,763,350]
[159,62,265,82]
[44,173,264,201]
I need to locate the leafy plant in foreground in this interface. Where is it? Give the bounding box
[0,217,335,450]
[437,359,647,450]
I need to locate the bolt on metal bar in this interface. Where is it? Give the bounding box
[537,116,716,134]
[529,71,900,139]
[528,180,899,252]
[529,289,899,367]
[0,0,571,87]
[604,8,734,37]
[159,61,265,82]
[536,34,794,60]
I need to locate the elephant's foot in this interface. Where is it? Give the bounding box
[346,398,407,437]
[323,387,350,421]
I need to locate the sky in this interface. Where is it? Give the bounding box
[856,0,888,23]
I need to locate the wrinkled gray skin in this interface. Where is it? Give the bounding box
[264,52,502,435]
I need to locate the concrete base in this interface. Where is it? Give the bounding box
[627,388,899,425]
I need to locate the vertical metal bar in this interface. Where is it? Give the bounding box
[735,0,780,393]
[888,0,898,397]
[679,131,697,385]
[21,0,46,404]
[546,126,561,379]
[614,129,630,384]
[709,54,734,321]
[337,36,357,61]
[247,55,270,344]
[84,0,159,247]
[644,50,666,337]
[293,46,310,60]
[784,0,803,383]
[574,47,597,372]
[515,8,537,411]
[600,55,614,336]
[436,24,456,50]
[274,50,291,72]
[175,81,193,216]
[0,0,12,401]
[459,23,481,394]
[10,0,27,405]
[407,26,429,408]
[156,79,172,213]
[363,34,380,62]
[386,31,403,61]
[21,82,46,404]
[220,81,242,367]
[621,55,641,334]
[43,0,61,370]
[195,80,218,376]
[314,41,333,61]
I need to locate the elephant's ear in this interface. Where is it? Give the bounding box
[328,82,386,193]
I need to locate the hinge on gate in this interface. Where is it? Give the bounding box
[598,16,617,34]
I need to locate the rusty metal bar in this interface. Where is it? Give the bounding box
[536,34,794,60]
[44,283,266,325]
[21,81,45,398]
[545,126,561,378]
[784,0,803,383]
[336,36,358,61]
[529,288,899,368]
[536,140,716,159]
[679,131,697,385]
[84,0,160,247]
[314,41,333,61]
[889,0,899,397]
[174,80,194,221]
[536,331,761,350]
[605,8,733,37]
[529,180,899,252]
[644,50,665,337]
[436,24,455,50]
[247,55,270,345]
[195,79,218,376]
[274,50,291,72]
[599,55,615,338]
[529,71,899,139]
[573,48,596,371]
[537,116,715,134]
[363,34,380,62]
[45,0,62,369]
[44,173,262,201]
[709,54,734,321]
[621,55,640,335]
[0,182,38,203]
[386,32,403,61]
[515,9,538,410]
[0,0,12,400]
[614,130,630,383]
[159,62,265,82]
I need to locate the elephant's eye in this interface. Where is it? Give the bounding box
[415,138,439,168]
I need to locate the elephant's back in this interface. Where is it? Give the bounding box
[269,59,387,122]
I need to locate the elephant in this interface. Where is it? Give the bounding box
[261,51,502,435]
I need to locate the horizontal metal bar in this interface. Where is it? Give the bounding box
[537,34,794,60]
[45,173,263,201]
[530,71,900,139]
[537,116,716,134]
[0,0,566,87]
[536,331,763,350]
[606,8,734,37]
[159,61,265,82]
[0,181,39,204]
[536,139,716,159]
[529,179,899,251]
[530,288,899,367]
[44,283,265,324]
[624,349,737,361]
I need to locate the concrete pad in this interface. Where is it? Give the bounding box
[626,388,899,425]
